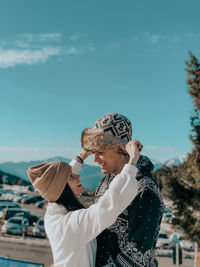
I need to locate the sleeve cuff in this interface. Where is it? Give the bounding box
[70,159,82,174]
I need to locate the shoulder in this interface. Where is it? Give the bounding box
[44,202,69,229]
[46,202,67,215]
[137,176,163,202]
[126,176,164,214]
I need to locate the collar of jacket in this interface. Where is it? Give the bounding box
[136,155,154,178]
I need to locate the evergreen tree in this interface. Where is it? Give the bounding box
[153,52,200,246]
[186,52,200,164]
[186,52,200,110]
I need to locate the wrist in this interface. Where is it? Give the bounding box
[76,155,84,164]
[129,162,137,167]
[78,151,86,160]
[128,158,138,165]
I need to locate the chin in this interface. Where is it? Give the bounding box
[101,169,109,174]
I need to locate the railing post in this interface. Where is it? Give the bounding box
[176,243,179,267]
[194,242,198,267]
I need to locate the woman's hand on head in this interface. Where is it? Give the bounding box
[78,149,93,161]
[126,140,142,165]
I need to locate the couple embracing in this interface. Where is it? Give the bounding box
[28,112,164,267]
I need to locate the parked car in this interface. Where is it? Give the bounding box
[28,214,40,225]
[163,213,172,223]
[35,199,46,208]
[156,230,173,249]
[27,185,34,192]
[13,193,24,203]
[169,230,182,243]
[21,195,43,204]
[0,208,30,220]
[3,192,15,201]
[0,201,20,211]
[0,199,12,203]
[32,218,46,238]
[164,208,173,214]
[170,231,195,252]
[0,207,21,219]
[1,216,30,236]
[17,194,29,203]
[180,240,194,252]
[0,189,13,197]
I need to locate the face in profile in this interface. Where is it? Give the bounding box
[93,148,126,175]
[68,173,85,196]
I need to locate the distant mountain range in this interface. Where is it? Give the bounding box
[153,155,187,171]
[0,155,186,190]
[0,157,103,190]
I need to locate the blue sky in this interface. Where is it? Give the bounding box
[0,0,200,164]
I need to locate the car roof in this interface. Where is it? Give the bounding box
[8,216,28,221]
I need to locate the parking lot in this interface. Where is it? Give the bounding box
[0,185,46,239]
[0,185,197,266]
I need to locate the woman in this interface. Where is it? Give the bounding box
[27,140,141,267]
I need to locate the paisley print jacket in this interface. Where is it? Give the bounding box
[95,155,164,267]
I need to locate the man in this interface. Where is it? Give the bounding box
[81,112,164,267]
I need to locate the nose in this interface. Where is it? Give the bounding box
[94,152,100,163]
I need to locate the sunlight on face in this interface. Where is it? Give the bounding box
[93,148,127,175]
[68,173,85,196]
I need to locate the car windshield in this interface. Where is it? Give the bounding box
[159,233,168,239]
[39,220,44,225]
[10,219,22,224]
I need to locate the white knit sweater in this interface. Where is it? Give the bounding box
[44,160,138,267]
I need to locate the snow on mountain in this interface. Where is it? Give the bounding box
[163,155,187,166]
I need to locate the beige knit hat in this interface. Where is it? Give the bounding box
[81,112,132,153]
[27,161,72,202]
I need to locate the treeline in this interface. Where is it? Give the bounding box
[0,170,30,186]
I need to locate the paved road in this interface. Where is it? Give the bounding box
[0,236,53,267]
[0,236,195,267]
[157,256,194,267]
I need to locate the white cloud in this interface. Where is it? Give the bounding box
[80,43,95,53]
[70,35,81,41]
[138,32,200,45]
[37,33,62,42]
[143,33,161,44]
[14,40,29,48]
[0,47,60,68]
[0,33,62,49]
[18,33,62,45]
[64,43,95,55]
[65,46,78,55]
[0,33,95,68]
[149,34,160,43]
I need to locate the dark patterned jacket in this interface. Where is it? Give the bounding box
[95,156,164,267]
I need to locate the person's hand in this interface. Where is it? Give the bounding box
[126,140,141,165]
[78,149,93,161]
